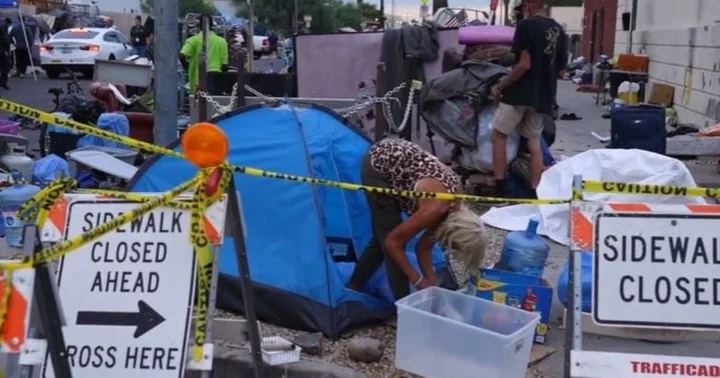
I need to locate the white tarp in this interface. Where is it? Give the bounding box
[481,149,706,246]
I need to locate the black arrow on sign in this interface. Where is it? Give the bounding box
[76,300,166,338]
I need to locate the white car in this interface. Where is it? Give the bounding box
[40,28,132,79]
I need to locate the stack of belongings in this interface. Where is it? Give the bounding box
[185,13,226,36]
[420,25,555,198]
[226,25,249,70]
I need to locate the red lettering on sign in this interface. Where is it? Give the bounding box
[630,360,720,376]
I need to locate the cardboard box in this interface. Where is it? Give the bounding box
[475,269,553,344]
[648,82,675,106]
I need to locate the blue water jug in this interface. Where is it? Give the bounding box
[0,171,41,247]
[495,217,550,278]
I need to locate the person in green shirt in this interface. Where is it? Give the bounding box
[180,16,229,94]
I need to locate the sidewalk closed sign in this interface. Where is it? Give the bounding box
[593,212,720,329]
[40,197,217,378]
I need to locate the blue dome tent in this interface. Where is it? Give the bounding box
[129,104,448,337]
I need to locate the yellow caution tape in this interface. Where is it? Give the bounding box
[0,175,203,271]
[78,189,194,210]
[0,98,182,158]
[583,180,719,198]
[0,271,11,338]
[0,97,567,206]
[17,177,76,225]
[234,166,570,205]
[189,166,232,361]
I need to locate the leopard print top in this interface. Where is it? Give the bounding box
[369,138,463,214]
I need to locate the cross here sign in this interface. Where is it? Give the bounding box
[593,212,720,330]
[41,195,227,378]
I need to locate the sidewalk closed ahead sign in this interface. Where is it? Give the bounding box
[593,212,720,329]
[42,200,197,378]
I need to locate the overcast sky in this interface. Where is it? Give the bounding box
[364,0,491,20]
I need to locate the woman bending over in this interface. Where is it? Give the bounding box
[348,138,487,300]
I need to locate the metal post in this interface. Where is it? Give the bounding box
[235,52,246,109]
[26,226,72,378]
[226,179,264,378]
[197,15,209,122]
[564,175,584,378]
[628,0,638,53]
[247,0,255,73]
[153,0,179,146]
[199,246,222,378]
[293,0,299,34]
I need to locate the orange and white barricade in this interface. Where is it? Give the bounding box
[0,267,34,354]
[567,176,720,378]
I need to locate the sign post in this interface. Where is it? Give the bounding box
[567,175,720,378]
[39,194,227,378]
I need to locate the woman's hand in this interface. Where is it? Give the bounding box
[415,276,438,290]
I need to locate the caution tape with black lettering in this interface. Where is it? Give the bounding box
[0,98,181,158]
[583,180,719,198]
[0,97,569,205]
[189,166,232,362]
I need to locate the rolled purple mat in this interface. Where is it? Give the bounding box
[458,25,516,45]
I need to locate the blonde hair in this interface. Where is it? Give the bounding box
[434,205,487,276]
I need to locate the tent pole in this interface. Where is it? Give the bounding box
[16,10,37,81]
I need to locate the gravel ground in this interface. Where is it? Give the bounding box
[217,207,510,378]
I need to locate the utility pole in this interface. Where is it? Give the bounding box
[247,0,255,73]
[153,0,179,146]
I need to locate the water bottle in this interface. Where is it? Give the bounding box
[495,217,550,278]
[0,171,41,247]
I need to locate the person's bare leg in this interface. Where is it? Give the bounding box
[492,129,508,182]
[526,136,543,189]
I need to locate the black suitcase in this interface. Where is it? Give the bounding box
[610,104,666,154]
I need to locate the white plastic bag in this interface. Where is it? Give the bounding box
[458,105,520,172]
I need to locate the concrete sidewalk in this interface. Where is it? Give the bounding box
[527,80,720,378]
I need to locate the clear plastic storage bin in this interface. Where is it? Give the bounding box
[395,287,539,378]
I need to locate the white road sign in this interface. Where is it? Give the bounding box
[42,201,198,378]
[593,212,720,329]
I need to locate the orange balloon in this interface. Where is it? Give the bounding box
[181,122,229,168]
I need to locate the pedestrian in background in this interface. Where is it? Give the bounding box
[130,15,147,58]
[9,18,33,78]
[490,0,565,196]
[0,20,10,89]
[180,16,228,95]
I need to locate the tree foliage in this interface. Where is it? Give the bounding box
[232,0,382,34]
[139,0,218,18]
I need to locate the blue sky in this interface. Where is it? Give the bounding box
[363,0,490,21]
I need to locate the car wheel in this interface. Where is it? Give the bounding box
[253,52,262,60]
[108,54,116,61]
[45,69,60,79]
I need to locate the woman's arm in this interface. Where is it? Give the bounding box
[416,227,438,284]
[384,199,449,286]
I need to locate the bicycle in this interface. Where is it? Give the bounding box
[35,68,87,157]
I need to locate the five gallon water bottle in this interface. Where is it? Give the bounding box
[0,171,41,247]
[495,217,550,278]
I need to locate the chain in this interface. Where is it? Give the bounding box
[196,83,239,117]
[337,80,422,134]
[196,80,423,128]
[383,80,422,134]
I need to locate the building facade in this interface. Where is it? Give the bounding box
[615,0,720,127]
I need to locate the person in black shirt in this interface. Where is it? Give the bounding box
[490,0,566,195]
[129,15,147,58]
[0,19,10,89]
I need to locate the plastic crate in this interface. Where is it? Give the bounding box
[260,336,301,366]
[395,287,539,378]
